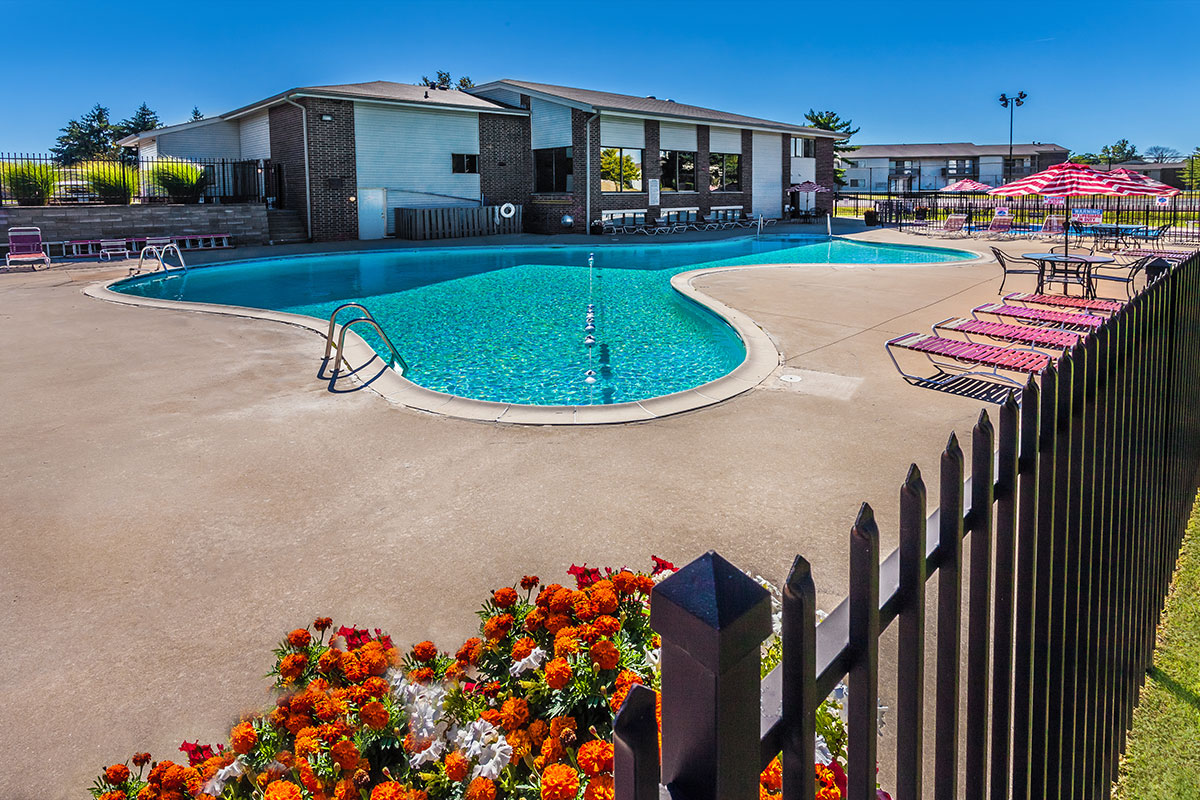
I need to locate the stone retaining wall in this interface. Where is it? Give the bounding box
[0,203,269,245]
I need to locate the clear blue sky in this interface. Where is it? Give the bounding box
[4,0,1197,157]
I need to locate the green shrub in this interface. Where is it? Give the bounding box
[0,160,60,205]
[80,161,139,204]
[147,157,209,203]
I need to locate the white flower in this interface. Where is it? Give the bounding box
[472,737,513,779]
[203,757,247,796]
[814,735,831,764]
[456,719,500,760]
[646,647,661,669]
[509,646,547,676]
[408,737,446,768]
[877,704,889,736]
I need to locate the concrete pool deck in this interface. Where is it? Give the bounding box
[0,227,1121,798]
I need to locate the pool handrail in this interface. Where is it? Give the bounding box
[322,302,409,379]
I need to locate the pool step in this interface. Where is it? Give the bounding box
[268,209,309,244]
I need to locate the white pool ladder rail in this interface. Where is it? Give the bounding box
[322,303,409,380]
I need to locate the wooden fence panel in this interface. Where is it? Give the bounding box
[394,205,524,241]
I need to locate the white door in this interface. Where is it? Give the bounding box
[357,188,387,240]
[752,131,783,219]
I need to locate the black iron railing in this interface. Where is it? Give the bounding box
[614,251,1200,800]
[0,152,283,206]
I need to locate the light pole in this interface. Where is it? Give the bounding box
[998,91,1027,184]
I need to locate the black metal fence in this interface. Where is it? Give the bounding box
[835,190,1200,244]
[0,152,284,206]
[614,251,1200,800]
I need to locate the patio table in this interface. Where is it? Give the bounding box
[1023,252,1116,298]
[1090,223,1148,250]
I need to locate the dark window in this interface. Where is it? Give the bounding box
[849,178,862,188]
[659,150,696,192]
[600,147,644,192]
[534,146,573,193]
[791,138,815,158]
[709,153,740,192]
[451,153,479,174]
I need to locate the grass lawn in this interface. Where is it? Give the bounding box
[1113,496,1200,799]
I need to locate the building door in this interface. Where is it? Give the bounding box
[752,131,783,219]
[357,188,387,239]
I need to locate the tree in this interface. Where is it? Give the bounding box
[115,103,161,140]
[600,148,641,189]
[457,76,475,90]
[1069,152,1101,165]
[1099,139,1138,166]
[190,106,204,121]
[804,109,859,187]
[51,104,121,164]
[1182,148,1200,191]
[1143,145,1181,163]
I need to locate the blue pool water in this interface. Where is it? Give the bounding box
[114,235,973,406]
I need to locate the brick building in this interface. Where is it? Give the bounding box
[119,79,844,241]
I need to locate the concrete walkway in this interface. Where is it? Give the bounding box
[0,228,1087,798]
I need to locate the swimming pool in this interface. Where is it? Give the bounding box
[113,235,975,407]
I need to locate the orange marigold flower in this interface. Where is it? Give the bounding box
[315,696,349,722]
[359,700,389,730]
[507,727,532,759]
[609,684,633,714]
[456,637,483,665]
[536,583,563,607]
[511,637,536,661]
[105,764,132,785]
[635,575,655,594]
[553,634,579,658]
[339,652,365,682]
[577,740,614,777]
[230,722,258,755]
[162,763,201,793]
[263,780,304,800]
[410,791,429,800]
[575,623,599,643]
[287,629,313,648]
[493,586,519,609]
[615,669,643,689]
[136,787,153,800]
[584,774,615,800]
[548,588,574,614]
[295,735,321,759]
[480,708,502,727]
[540,763,580,800]
[521,575,540,590]
[499,697,530,731]
[760,755,782,792]
[198,756,225,781]
[528,719,549,748]
[269,706,289,728]
[545,657,572,690]
[545,614,571,635]
[465,777,496,800]
[549,716,577,739]
[408,667,435,683]
[611,571,638,595]
[279,653,308,683]
[593,615,620,636]
[590,640,620,671]
[285,713,312,734]
[132,753,152,768]
[590,587,619,615]
[363,676,389,697]
[297,758,321,795]
[314,617,334,633]
[444,750,469,782]
[445,661,466,681]
[411,641,438,662]
[333,779,356,800]
[330,739,359,770]
[317,648,342,674]
[275,750,295,769]
[524,608,548,632]
[369,782,407,800]
[573,595,597,621]
[99,791,126,800]
[358,647,389,676]
[483,613,515,641]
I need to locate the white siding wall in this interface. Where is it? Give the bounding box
[472,87,524,108]
[979,156,1005,186]
[659,122,697,151]
[752,131,782,218]
[790,157,815,184]
[139,138,158,160]
[156,120,241,159]
[238,111,271,160]
[530,98,572,149]
[599,115,645,149]
[709,126,742,154]
[353,102,481,235]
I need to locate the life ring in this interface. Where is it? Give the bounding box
[499,203,516,219]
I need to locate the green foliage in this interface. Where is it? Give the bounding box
[805,109,858,187]
[52,104,120,164]
[190,106,204,121]
[147,157,208,203]
[1070,152,1102,165]
[79,161,139,203]
[0,160,60,205]
[1181,150,1200,191]
[420,70,474,90]
[1100,138,1139,165]
[600,148,641,189]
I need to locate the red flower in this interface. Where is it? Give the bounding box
[650,556,677,575]
[105,764,132,785]
[520,575,540,590]
[568,564,602,588]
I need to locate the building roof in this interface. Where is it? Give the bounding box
[1112,160,1189,171]
[115,115,230,146]
[848,142,1070,159]
[473,79,844,138]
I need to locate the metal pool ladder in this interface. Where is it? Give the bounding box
[132,239,187,275]
[322,303,409,380]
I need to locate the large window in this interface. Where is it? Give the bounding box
[660,150,696,192]
[451,153,479,174]
[946,158,977,176]
[600,147,643,192]
[709,153,740,192]
[791,138,815,158]
[534,146,573,193]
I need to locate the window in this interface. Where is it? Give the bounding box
[849,178,862,188]
[709,153,740,192]
[791,138,815,158]
[534,146,573,193]
[451,153,479,174]
[600,147,643,192]
[946,158,977,175]
[890,160,918,174]
[660,150,696,192]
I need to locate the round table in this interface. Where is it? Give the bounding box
[1023,253,1115,297]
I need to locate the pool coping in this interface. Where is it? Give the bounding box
[82,242,989,426]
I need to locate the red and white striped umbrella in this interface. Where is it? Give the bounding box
[1108,167,1181,197]
[940,179,993,192]
[789,181,830,193]
[988,161,1143,197]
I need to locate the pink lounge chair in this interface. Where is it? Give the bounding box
[1003,292,1123,315]
[5,227,51,270]
[983,213,1014,238]
[972,302,1105,330]
[886,332,1051,387]
[934,317,1081,349]
[920,214,967,237]
[1039,215,1065,239]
